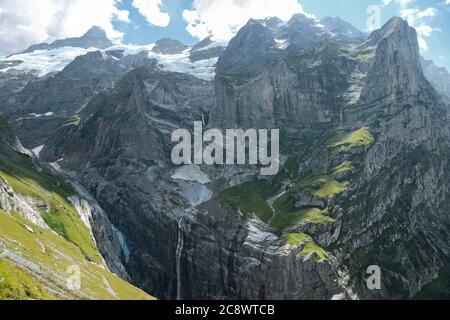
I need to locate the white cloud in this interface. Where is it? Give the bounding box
[400,7,437,25]
[382,0,416,7]
[415,24,440,37]
[0,0,129,56]
[115,8,131,23]
[183,0,310,41]
[398,7,438,50]
[417,37,428,50]
[438,1,450,13]
[132,0,171,27]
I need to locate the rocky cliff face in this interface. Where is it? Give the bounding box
[3,50,156,149]
[1,15,449,300]
[210,15,368,129]
[208,16,450,299]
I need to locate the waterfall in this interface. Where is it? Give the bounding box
[201,112,206,127]
[175,216,184,300]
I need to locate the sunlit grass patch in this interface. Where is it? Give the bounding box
[328,127,374,153]
[294,175,349,199]
[0,211,155,300]
[283,233,328,262]
[0,259,53,300]
[271,193,334,230]
[220,183,273,223]
[64,115,81,127]
[332,161,356,176]
[0,154,102,264]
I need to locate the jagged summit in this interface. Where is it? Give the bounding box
[13,26,113,56]
[262,16,284,28]
[152,37,189,54]
[83,26,108,39]
[288,13,316,25]
[383,16,405,28]
[361,16,425,104]
[369,17,419,56]
[217,13,365,75]
[320,16,366,40]
[366,16,414,46]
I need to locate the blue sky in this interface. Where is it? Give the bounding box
[110,0,450,70]
[115,0,197,45]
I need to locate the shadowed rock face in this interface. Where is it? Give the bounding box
[0,68,36,112]
[41,66,214,168]
[0,116,27,154]
[3,50,156,149]
[1,15,449,300]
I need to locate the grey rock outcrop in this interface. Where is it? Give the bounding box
[293,192,326,209]
[0,176,49,228]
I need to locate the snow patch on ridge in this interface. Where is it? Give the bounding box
[32,145,44,157]
[1,47,99,77]
[157,54,218,81]
[68,196,94,232]
[195,41,229,52]
[29,112,54,118]
[171,165,211,185]
[275,39,289,50]
[1,41,223,81]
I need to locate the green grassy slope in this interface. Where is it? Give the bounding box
[0,211,154,300]
[0,116,155,300]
